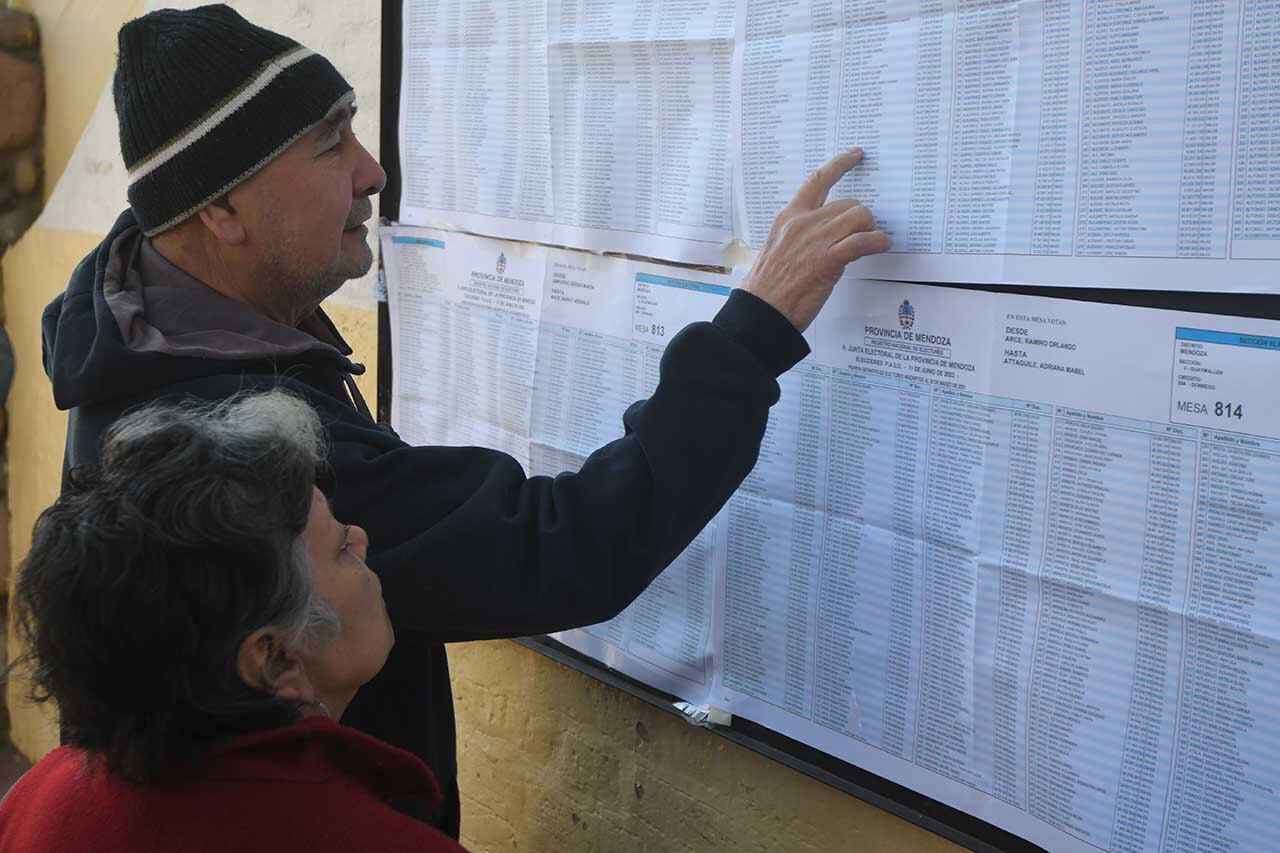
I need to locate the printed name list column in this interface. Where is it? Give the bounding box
[1230,0,1280,259]
[738,0,841,248]
[722,362,830,718]
[812,370,928,759]
[384,234,451,447]
[943,0,1019,254]
[400,0,553,235]
[548,0,734,260]
[1027,409,1195,848]
[838,1,951,253]
[913,390,1051,796]
[1163,431,1280,850]
[1074,2,1238,259]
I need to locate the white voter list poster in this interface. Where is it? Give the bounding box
[733,0,1280,290]
[398,0,735,265]
[719,277,1280,852]
[385,222,1280,850]
[399,0,1280,289]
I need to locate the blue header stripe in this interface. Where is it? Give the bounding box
[392,236,446,248]
[636,272,732,297]
[1176,327,1280,351]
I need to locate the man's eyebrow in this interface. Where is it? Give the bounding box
[321,103,358,132]
[312,104,357,150]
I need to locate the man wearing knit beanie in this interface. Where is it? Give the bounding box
[116,4,382,324]
[41,2,888,843]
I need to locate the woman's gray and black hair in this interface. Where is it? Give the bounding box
[13,390,337,783]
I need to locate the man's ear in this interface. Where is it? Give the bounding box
[196,195,248,246]
[236,628,313,703]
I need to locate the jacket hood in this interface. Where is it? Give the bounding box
[43,209,362,410]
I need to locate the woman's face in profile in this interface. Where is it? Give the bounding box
[299,487,394,699]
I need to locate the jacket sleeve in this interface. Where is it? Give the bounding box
[326,289,809,641]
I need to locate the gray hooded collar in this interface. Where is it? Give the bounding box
[102,222,350,363]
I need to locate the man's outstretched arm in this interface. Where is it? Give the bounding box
[334,151,890,640]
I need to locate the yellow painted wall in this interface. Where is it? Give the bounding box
[2,0,150,763]
[449,641,965,853]
[3,2,961,850]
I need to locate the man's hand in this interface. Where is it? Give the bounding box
[741,149,891,332]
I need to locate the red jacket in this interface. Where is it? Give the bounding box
[0,718,468,852]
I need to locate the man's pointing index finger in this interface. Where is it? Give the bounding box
[791,148,864,211]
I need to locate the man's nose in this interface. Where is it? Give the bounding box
[353,140,387,197]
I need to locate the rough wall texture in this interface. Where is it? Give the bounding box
[0,8,43,247]
[449,641,962,852]
[3,0,149,762]
[0,4,44,745]
[3,223,77,760]
[2,2,960,850]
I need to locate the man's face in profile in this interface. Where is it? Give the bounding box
[231,102,386,311]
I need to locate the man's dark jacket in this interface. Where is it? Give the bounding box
[42,210,810,838]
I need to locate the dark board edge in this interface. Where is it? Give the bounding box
[376,0,403,425]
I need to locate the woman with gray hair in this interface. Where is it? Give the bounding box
[0,391,466,852]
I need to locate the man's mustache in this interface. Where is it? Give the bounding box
[345,201,373,229]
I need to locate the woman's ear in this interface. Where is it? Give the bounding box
[236,628,313,703]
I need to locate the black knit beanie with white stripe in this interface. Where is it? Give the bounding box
[114,4,353,236]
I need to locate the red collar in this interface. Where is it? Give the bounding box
[195,717,441,807]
